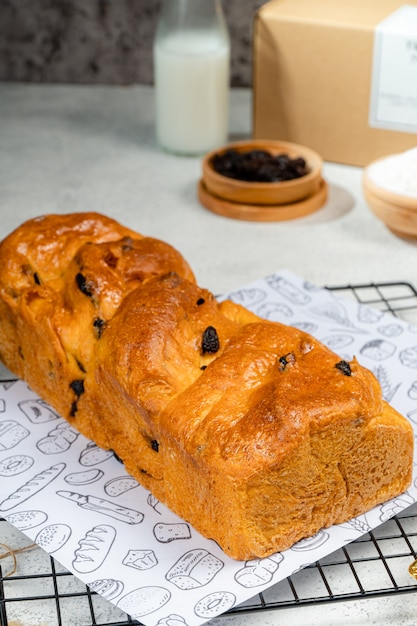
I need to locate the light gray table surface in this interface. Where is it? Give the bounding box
[0,82,416,626]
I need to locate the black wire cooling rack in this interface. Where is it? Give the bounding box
[1,280,417,626]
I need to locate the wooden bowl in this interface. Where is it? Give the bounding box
[202,139,323,206]
[363,165,417,239]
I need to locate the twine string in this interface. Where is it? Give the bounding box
[0,542,37,577]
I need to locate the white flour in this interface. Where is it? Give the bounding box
[367,147,417,198]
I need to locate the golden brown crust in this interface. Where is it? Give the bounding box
[0,213,195,440]
[0,212,413,559]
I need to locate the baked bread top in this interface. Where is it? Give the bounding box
[0,212,413,559]
[96,270,384,478]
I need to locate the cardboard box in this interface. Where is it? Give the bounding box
[253,0,417,166]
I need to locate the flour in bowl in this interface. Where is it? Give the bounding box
[367,148,417,198]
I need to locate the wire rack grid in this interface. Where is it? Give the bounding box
[1,280,417,626]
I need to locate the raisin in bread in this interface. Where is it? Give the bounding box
[0,213,413,559]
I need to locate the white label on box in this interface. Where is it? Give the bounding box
[369,5,417,134]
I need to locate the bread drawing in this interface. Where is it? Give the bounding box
[234,553,284,588]
[37,422,79,454]
[117,586,171,618]
[291,530,329,552]
[18,399,59,424]
[73,524,116,573]
[79,442,114,466]
[64,469,104,485]
[57,490,144,524]
[0,420,29,450]
[4,509,48,530]
[36,523,72,553]
[104,476,139,497]
[88,578,124,601]
[166,549,224,590]
[153,522,191,543]
[0,463,66,511]
[400,345,417,368]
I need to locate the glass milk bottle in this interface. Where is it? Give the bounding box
[153,0,230,155]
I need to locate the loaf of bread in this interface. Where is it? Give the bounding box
[0,213,413,559]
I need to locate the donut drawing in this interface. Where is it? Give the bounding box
[0,454,34,477]
[194,591,236,618]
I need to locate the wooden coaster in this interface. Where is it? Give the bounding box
[198,178,328,222]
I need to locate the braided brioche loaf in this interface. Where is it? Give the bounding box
[0,213,413,559]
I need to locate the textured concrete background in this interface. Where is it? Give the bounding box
[0,0,269,87]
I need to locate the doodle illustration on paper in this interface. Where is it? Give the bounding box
[117,586,171,617]
[266,275,311,305]
[257,302,293,320]
[399,346,417,368]
[36,523,72,553]
[0,462,66,511]
[37,422,79,454]
[0,454,34,477]
[154,522,191,543]
[104,475,139,497]
[339,514,372,539]
[360,339,396,361]
[64,468,104,486]
[234,552,284,588]
[4,510,48,530]
[79,442,115,466]
[377,323,404,338]
[358,304,383,324]
[379,493,416,522]
[408,381,417,400]
[194,591,236,619]
[0,420,30,450]
[166,549,224,590]
[57,490,144,524]
[156,615,189,626]
[123,549,158,571]
[73,524,116,573]
[373,365,401,403]
[228,288,267,308]
[320,334,354,351]
[291,321,318,333]
[88,578,124,601]
[309,299,365,333]
[18,399,59,424]
[147,492,163,514]
[291,530,329,552]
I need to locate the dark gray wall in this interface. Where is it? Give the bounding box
[0,0,269,87]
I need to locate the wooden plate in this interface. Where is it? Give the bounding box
[363,160,417,210]
[198,178,328,222]
[363,185,417,240]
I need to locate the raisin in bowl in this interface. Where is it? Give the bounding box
[201,139,323,206]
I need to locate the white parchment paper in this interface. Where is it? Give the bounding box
[0,270,416,626]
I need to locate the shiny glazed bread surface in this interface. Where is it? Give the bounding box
[0,212,413,559]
